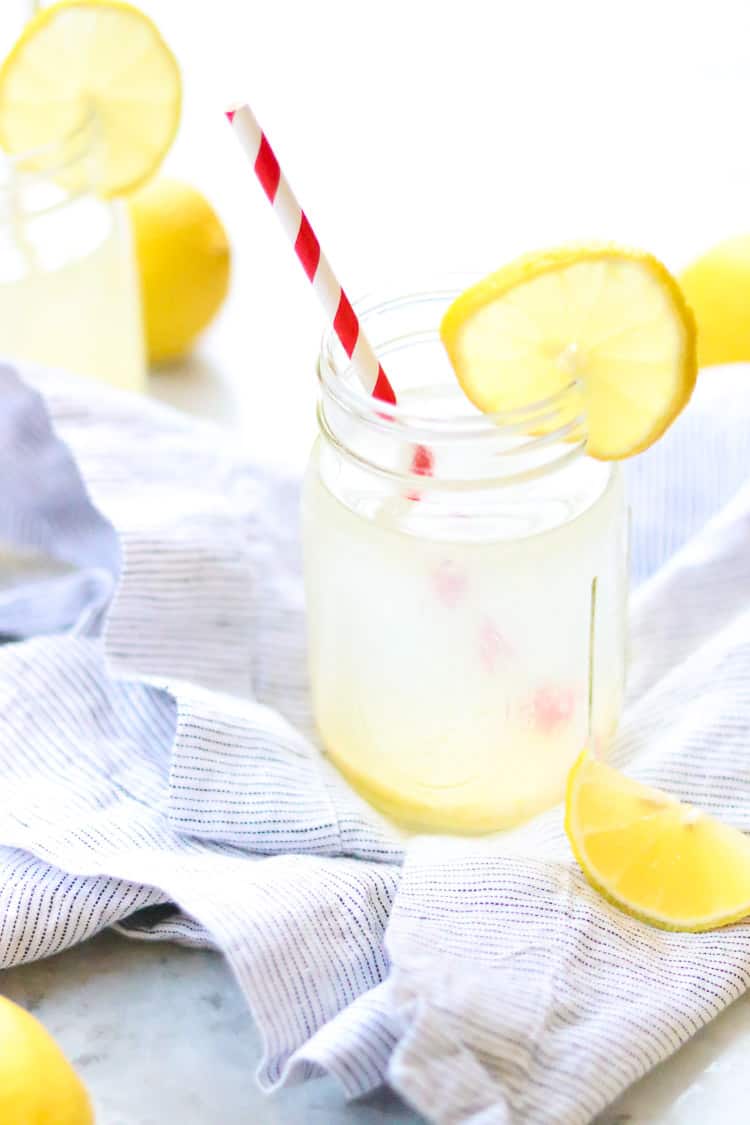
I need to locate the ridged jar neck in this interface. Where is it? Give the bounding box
[316,286,588,489]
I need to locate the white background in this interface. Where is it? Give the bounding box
[156,0,750,471]
[4,0,750,473]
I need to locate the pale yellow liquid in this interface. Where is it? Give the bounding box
[0,193,145,391]
[303,430,628,834]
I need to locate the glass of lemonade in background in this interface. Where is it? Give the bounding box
[0,110,145,391]
[303,288,629,834]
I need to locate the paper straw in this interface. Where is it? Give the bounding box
[226,103,397,405]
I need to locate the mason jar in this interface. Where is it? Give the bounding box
[302,287,628,834]
[0,110,145,391]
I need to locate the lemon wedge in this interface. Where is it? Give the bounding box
[440,246,697,460]
[566,750,750,931]
[0,0,181,196]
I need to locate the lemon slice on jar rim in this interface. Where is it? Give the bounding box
[440,245,697,460]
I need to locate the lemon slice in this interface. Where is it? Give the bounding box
[440,246,697,460]
[0,0,181,196]
[566,750,750,931]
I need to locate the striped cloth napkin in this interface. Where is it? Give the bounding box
[2,358,750,1125]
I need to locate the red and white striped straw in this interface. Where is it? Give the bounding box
[225,102,397,406]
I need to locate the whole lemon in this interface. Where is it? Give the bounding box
[679,235,750,367]
[0,995,94,1124]
[128,178,231,364]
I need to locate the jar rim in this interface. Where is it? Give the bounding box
[317,285,586,444]
[315,285,597,490]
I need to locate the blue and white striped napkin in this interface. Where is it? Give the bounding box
[2,357,750,1125]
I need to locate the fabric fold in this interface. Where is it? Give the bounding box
[0,633,400,1094]
[167,676,402,862]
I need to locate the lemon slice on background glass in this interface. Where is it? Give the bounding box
[440,246,697,460]
[566,750,750,932]
[0,0,181,196]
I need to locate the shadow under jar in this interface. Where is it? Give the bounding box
[302,287,628,834]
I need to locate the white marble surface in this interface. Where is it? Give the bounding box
[0,933,416,1125]
[3,930,750,1124]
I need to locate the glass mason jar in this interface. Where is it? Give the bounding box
[302,288,629,835]
[0,111,145,391]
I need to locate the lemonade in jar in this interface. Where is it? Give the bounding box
[303,253,696,834]
[0,0,181,390]
[0,112,145,391]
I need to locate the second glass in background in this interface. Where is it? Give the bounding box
[0,110,145,391]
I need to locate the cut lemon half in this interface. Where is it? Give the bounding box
[566,750,750,932]
[440,246,697,460]
[0,0,181,196]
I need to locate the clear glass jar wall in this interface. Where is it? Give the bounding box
[302,288,628,834]
[0,111,145,391]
